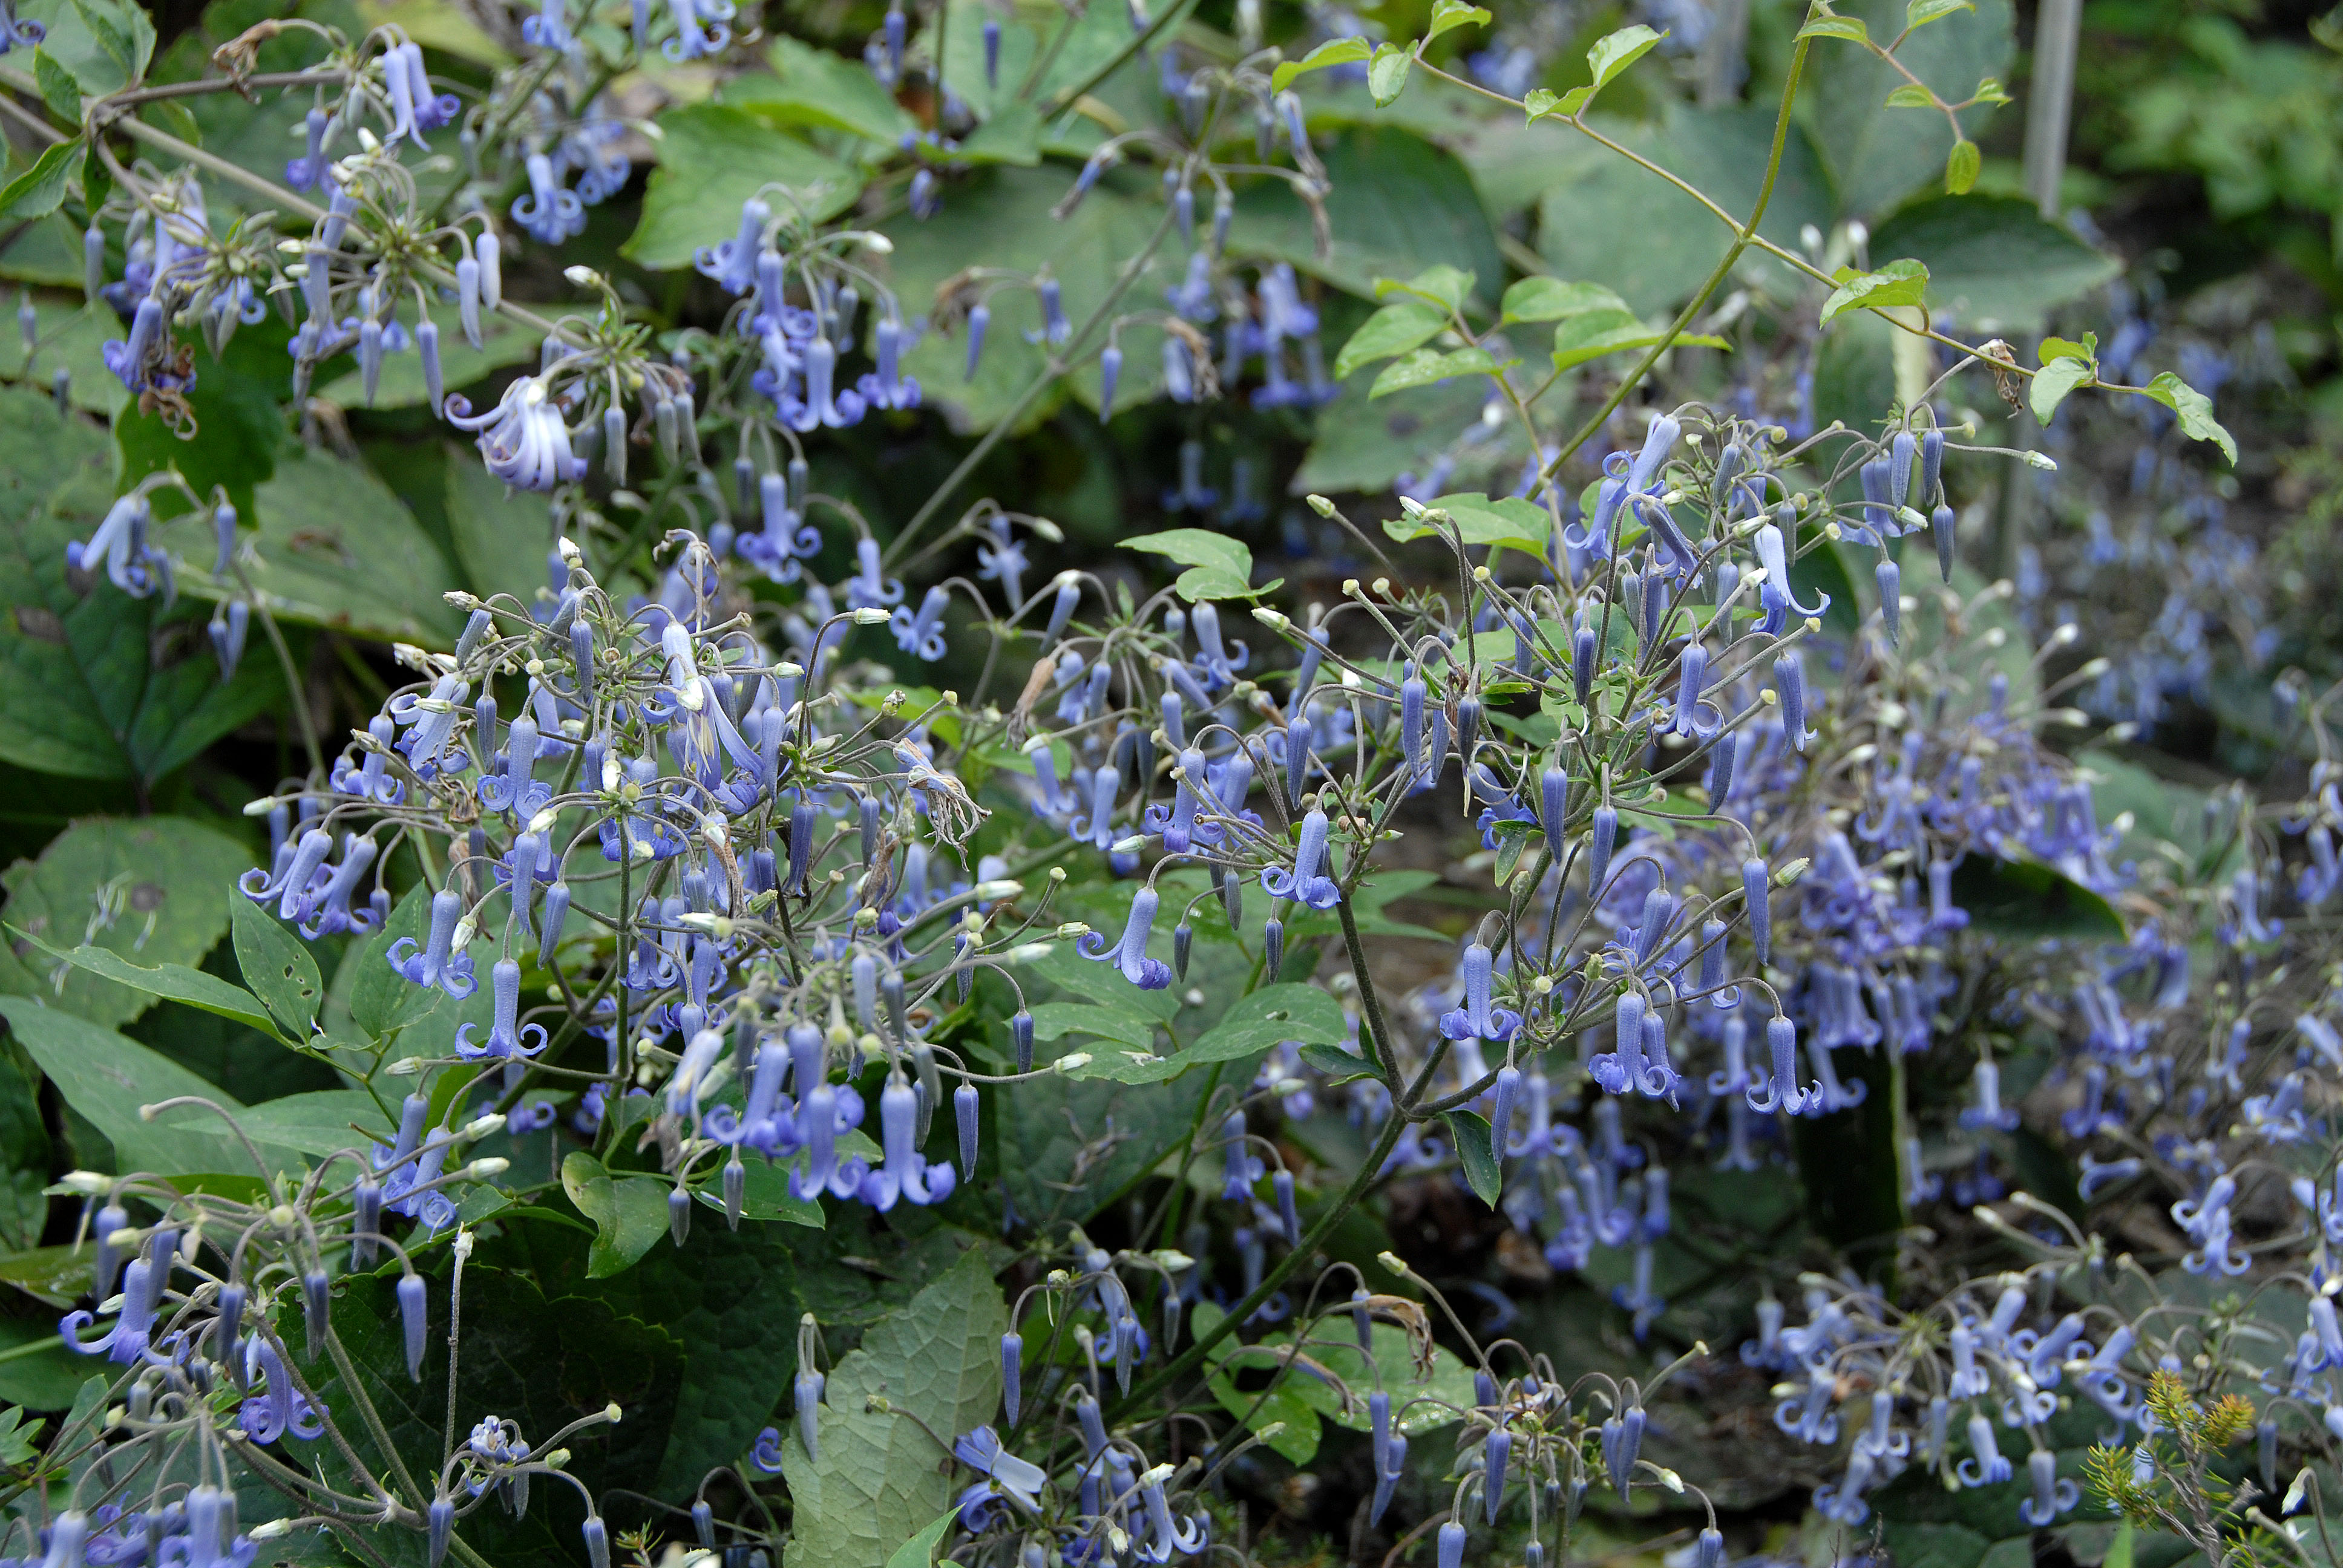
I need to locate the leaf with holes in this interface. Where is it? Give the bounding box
[229,897,323,1037]
[0,815,254,1029]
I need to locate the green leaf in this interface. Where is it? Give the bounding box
[0,142,80,255]
[577,1217,811,1496]
[1314,1321,1478,1434]
[1442,1108,1502,1204]
[692,1155,825,1227]
[957,99,1042,166]
[1884,82,1935,106]
[229,897,322,1037]
[0,997,290,1177]
[1944,136,1981,193]
[2139,372,2238,465]
[1501,276,1629,323]
[1027,1001,1158,1047]
[1490,817,1542,885]
[1331,299,1447,379]
[1587,24,1666,87]
[32,49,82,123]
[1945,856,2125,941]
[347,884,441,1040]
[2029,355,2096,425]
[1368,42,1412,105]
[622,104,862,271]
[1270,35,1373,93]
[7,930,283,1040]
[0,816,255,1028]
[1807,0,2013,220]
[0,1241,94,1308]
[561,1152,673,1278]
[0,1318,84,1408]
[733,35,921,144]
[185,446,465,647]
[1369,345,1506,397]
[1225,126,1503,308]
[2039,332,2098,362]
[1382,492,1550,553]
[1522,85,1586,122]
[68,0,139,71]
[1819,258,1931,324]
[781,1250,1007,1568]
[1906,0,1976,25]
[1798,15,1871,41]
[1551,311,1731,370]
[1297,1040,1378,1085]
[1127,529,1254,584]
[886,1512,959,1568]
[1424,0,1490,40]
[1183,982,1348,1063]
[1865,193,2116,330]
[1374,263,1476,312]
[232,1090,393,1157]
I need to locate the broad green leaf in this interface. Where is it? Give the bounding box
[1552,312,1730,370]
[0,1045,49,1253]
[1227,127,1504,308]
[1533,102,1833,316]
[1125,528,1253,578]
[1807,0,2013,220]
[1866,194,2116,330]
[1182,982,1348,1063]
[0,140,76,226]
[1368,42,1412,105]
[1587,24,1666,87]
[445,441,560,609]
[1205,1347,1322,1461]
[1424,0,1490,40]
[1945,856,2125,941]
[1884,82,1935,106]
[1819,258,1930,324]
[577,1217,811,1497]
[957,99,1042,166]
[691,1155,825,1227]
[1298,1040,1378,1085]
[782,1250,1007,1568]
[1944,136,1981,193]
[1383,492,1550,553]
[1501,276,1629,323]
[32,48,82,122]
[1369,345,1505,397]
[622,105,861,270]
[2140,372,2238,465]
[886,1512,959,1568]
[2028,355,2095,425]
[880,167,1166,428]
[0,997,292,1177]
[1270,35,1373,93]
[307,1267,685,1563]
[8,932,283,1040]
[229,897,323,1037]
[561,1152,673,1278]
[0,414,278,780]
[1305,1321,1478,1436]
[1332,299,1447,379]
[0,1317,84,1406]
[318,313,545,411]
[1443,1109,1502,1203]
[736,36,922,145]
[1798,15,1870,40]
[1907,0,1976,25]
[232,1090,393,1157]
[2039,331,2099,362]
[346,883,442,1040]
[1374,263,1476,312]
[1027,1001,1157,1047]
[0,1241,94,1308]
[19,0,145,96]
[0,816,255,1028]
[183,446,466,648]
